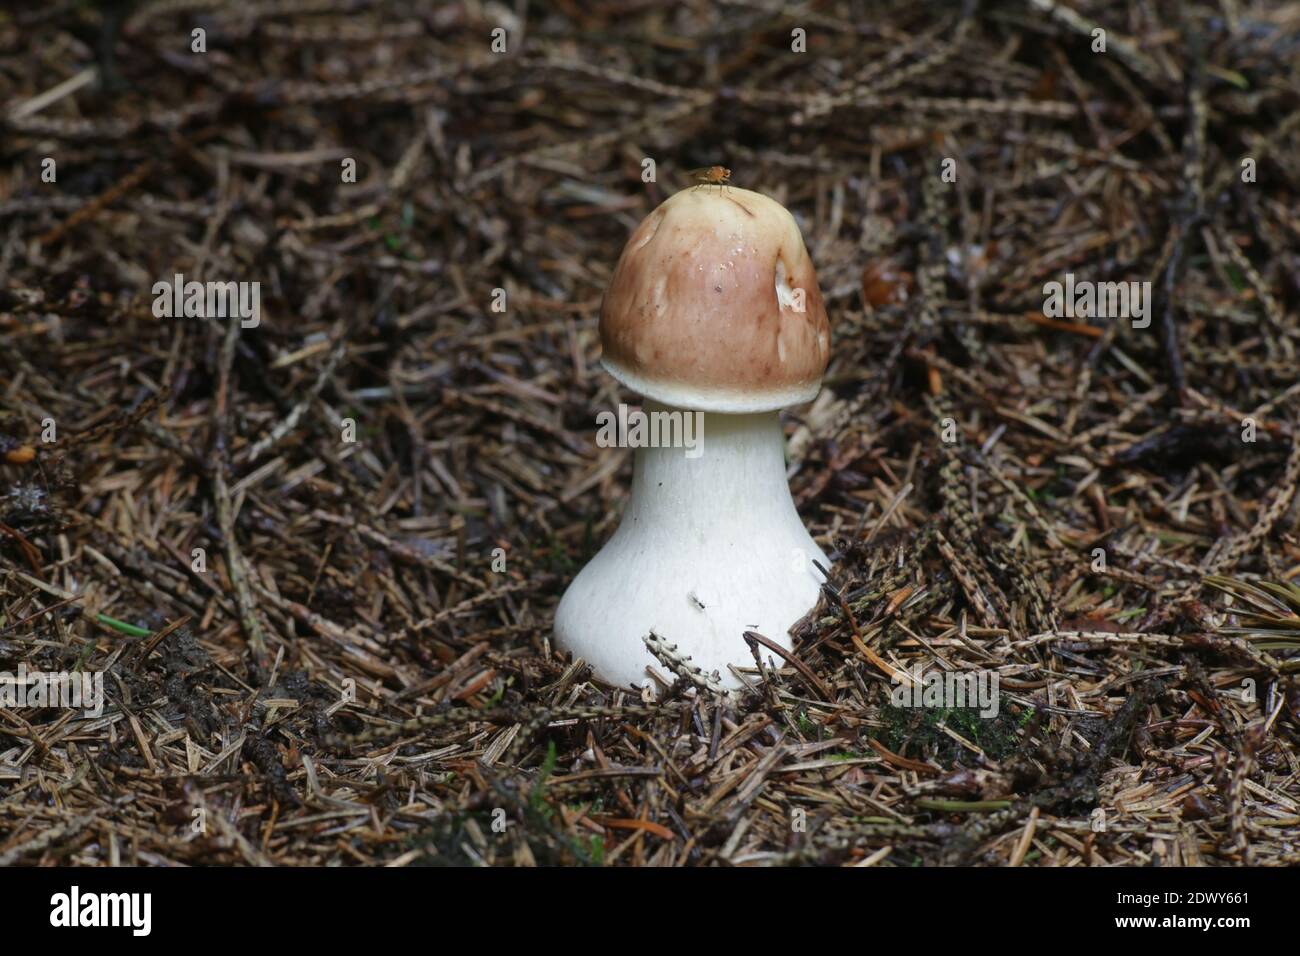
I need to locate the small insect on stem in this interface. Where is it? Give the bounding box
[688,166,731,192]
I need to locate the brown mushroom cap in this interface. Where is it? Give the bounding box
[599,186,831,413]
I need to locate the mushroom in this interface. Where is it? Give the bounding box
[555,185,832,689]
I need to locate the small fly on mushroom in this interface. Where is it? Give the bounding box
[688,165,731,191]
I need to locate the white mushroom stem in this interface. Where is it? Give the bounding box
[555,400,829,690]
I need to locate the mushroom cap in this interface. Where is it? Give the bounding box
[599,186,831,413]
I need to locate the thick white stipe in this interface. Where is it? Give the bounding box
[555,402,829,689]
